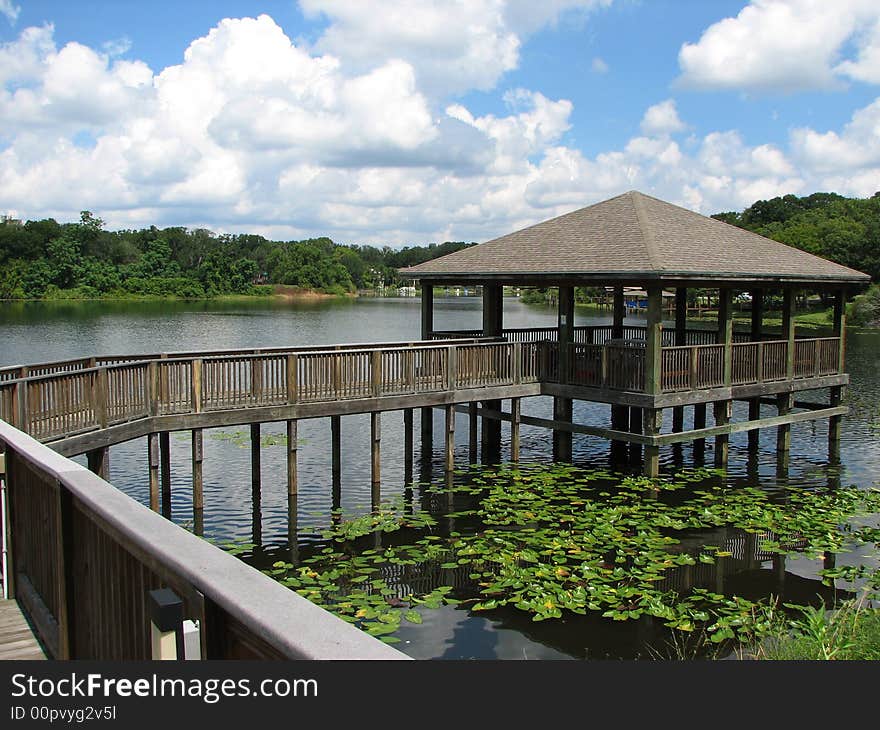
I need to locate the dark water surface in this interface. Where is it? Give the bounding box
[2,297,878,659]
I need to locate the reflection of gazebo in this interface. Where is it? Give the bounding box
[401,191,869,476]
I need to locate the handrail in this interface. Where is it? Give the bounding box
[0,335,844,444]
[0,420,407,659]
[0,337,495,384]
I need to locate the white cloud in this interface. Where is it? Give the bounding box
[1,14,880,244]
[300,0,610,96]
[678,0,880,92]
[591,56,608,74]
[640,99,686,136]
[0,0,20,25]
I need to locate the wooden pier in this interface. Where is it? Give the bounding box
[0,190,869,660]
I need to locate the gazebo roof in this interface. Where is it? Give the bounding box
[401,191,870,287]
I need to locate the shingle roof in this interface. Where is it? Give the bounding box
[401,191,870,285]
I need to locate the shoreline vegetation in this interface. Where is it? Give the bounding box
[0,191,877,323]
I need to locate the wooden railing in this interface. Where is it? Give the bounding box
[0,335,844,444]
[0,421,406,660]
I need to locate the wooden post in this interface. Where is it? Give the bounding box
[778,289,795,454]
[286,419,298,496]
[645,286,663,395]
[829,289,846,458]
[511,397,521,463]
[420,281,434,441]
[782,288,795,380]
[371,350,382,398]
[612,286,625,338]
[672,287,687,432]
[87,447,109,480]
[403,409,413,483]
[554,285,574,460]
[331,415,341,481]
[468,401,478,463]
[748,288,764,451]
[644,409,662,477]
[715,288,733,463]
[714,400,730,467]
[147,432,159,511]
[552,396,573,462]
[371,411,381,495]
[94,368,109,429]
[693,403,707,461]
[250,423,261,496]
[191,359,202,413]
[629,406,643,465]
[482,282,503,460]
[610,404,628,463]
[444,404,455,472]
[159,431,171,517]
[286,354,298,404]
[191,428,203,509]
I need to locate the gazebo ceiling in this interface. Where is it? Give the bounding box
[401,191,870,288]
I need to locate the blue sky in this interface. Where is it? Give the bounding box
[1,1,879,245]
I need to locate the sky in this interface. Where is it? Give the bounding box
[1,0,879,246]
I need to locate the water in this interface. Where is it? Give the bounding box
[2,297,878,659]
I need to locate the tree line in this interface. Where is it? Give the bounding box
[0,191,877,302]
[0,212,474,300]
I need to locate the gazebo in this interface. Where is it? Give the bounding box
[401,191,870,476]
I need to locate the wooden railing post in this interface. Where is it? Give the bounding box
[756,342,764,383]
[250,357,263,405]
[600,347,608,388]
[812,340,821,378]
[513,342,522,384]
[689,347,699,390]
[286,354,298,404]
[191,359,202,413]
[95,368,109,428]
[332,351,342,399]
[446,346,457,390]
[147,361,159,416]
[404,349,415,393]
[14,380,27,432]
[371,350,382,398]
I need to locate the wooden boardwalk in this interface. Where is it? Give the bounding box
[0,600,46,659]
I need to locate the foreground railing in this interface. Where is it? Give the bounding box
[0,420,406,659]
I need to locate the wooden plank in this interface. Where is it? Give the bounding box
[0,600,46,659]
[655,406,848,445]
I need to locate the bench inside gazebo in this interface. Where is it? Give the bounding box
[401,190,870,476]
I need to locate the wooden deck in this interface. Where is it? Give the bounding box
[0,600,46,659]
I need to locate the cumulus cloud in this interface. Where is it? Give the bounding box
[678,0,880,92]
[1,12,880,245]
[300,0,610,96]
[640,99,686,136]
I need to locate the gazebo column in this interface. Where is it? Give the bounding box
[672,287,687,433]
[748,288,764,451]
[714,288,733,468]
[610,285,628,460]
[643,286,663,477]
[829,289,846,461]
[776,289,795,454]
[553,285,574,462]
[420,281,435,443]
[481,282,503,462]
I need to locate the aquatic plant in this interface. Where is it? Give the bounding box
[253,462,880,651]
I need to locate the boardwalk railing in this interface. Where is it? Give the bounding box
[0,335,843,444]
[0,420,406,660]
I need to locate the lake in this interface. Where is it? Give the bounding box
[2,296,879,659]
